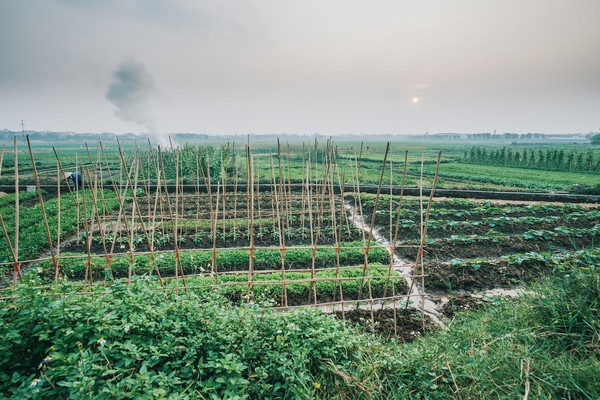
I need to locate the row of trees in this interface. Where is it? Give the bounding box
[464,146,600,173]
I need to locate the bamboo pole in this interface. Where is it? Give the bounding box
[328,159,344,319]
[306,150,317,304]
[157,146,186,286]
[0,213,21,285]
[268,155,277,235]
[117,140,162,284]
[56,161,61,261]
[400,151,441,328]
[0,144,5,178]
[286,142,293,240]
[82,167,112,282]
[80,167,94,288]
[26,136,60,281]
[271,153,287,307]
[232,142,239,231]
[357,142,389,329]
[221,145,228,236]
[245,142,255,301]
[386,150,408,337]
[14,137,19,271]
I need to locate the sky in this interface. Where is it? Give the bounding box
[1,0,599,136]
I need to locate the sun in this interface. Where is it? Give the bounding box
[412,97,419,104]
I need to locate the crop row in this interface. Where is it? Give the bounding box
[71,222,363,253]
[130,192,341,215]
[424,249,600,291]
[0,190,121,269]
[394,225,600,261]
[360,195,588,220]
[371,212,600,239]
[36,242,391,280]
[161,267,408,307]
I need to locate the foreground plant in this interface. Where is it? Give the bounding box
[0,279,384,399]
[1,253,599,399]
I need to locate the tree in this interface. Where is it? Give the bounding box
[591,134,600,145]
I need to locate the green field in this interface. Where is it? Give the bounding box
[0,136,598,399]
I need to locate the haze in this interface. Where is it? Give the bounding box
[1,0,599,135]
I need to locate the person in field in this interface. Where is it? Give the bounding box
[64,171,83,190]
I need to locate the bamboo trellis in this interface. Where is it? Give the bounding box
[0,136,443,335]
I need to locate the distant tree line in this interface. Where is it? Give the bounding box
[467,133,547,140]
[464,146,600,173]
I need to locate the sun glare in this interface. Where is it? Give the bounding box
[412,97,419,104]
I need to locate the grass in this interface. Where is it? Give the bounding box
[421,162,600,191]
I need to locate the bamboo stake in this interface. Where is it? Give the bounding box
[26,136,60,281]
[232,142,239,231]
[14,137,19,270]
[388,150,408,337]
[83,145,111,281]
[101,149,135,258]
[56,161,61,260]
[276,139,286,238]
[300,143,307,235]
[82,167,112,282]
[245,142,255,301]
[268,155,277,235]
[271,153,287,307]
[286,142,293,239]
[306,151,317,304]
[80,167,94,288]
[157,146,186,286]
[195,149,201,238]
[117,140,162,285]
[328,160,344,319]
[357,143,389,330]
[75,153,81,238]
[211,184,221,281]
[0,144,5,178]
[0,213,21,284]
[221,145,228,236]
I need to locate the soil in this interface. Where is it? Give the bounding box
[424,260,547,292]
[395,235,596,262]
[440,294,491,319]
[283,283,408,307]
[334,308,438,342]
[21,192,56,207]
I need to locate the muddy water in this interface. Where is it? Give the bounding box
[343,200,446,328]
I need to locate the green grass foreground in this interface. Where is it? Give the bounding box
[1,254,598,399]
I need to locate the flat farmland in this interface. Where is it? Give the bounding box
[0,137,598,399]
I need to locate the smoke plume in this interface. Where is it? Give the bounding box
[106,60,169,146]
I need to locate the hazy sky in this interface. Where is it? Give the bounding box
[1,0,599,135]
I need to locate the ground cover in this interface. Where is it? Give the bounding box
[0,190,120,273]
[418,161,600,191]
[0,253,597,399]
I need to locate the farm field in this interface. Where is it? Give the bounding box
[0,136,598,398]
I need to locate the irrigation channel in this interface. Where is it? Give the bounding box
[341,199,445,328]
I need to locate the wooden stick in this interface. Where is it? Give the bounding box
[245,142,255,301]
[0,144,5,178]
[0,213,21,284]
[14,138,19,265]
[26,136,60,281]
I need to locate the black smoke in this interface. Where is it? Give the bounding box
[106,60,168,145]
